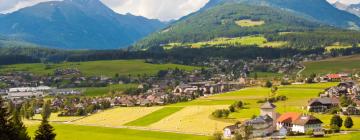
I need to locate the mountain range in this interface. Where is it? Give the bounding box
[1,0,360,50]
[133,0,360,50]
[0,0,165,49]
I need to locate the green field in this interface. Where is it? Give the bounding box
[235,19,265,27]
[303,55,360,75]
[125,107,184,126]
[288,132,360,140]
[0,60,200,77]
[79,84,138,96]
[26,124,209,140]
[163,35,287,49]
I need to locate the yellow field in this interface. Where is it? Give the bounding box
[33,113,83,122]
[325,42,353,52]
[163,35,288,49]
[71,107,163,127]
[235,19,265,27]
[149,105,232,135]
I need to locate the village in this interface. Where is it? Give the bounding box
[1,58,360,139]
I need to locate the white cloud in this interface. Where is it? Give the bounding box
[101,0,209,21]
[327,0,360,5]
[0,0,60,13]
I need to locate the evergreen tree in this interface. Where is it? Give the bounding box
[344,116,354,129]
[11,109,31,140]
[330,115,343,128]
[0,96,12,140]
[41,100,52,120]
[35,119,56,140]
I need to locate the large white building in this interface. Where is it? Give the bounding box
[277,112,323,135]
[7,86,52,99]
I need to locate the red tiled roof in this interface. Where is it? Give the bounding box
[277,112,301,123]
[326,74,341,79]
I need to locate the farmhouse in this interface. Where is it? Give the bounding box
[276,112,323,135]
[307,97,339,112]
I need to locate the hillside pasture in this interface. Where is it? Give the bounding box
[0,60,199,77]
[163,35,288,49]
[303,55,360,75]
[78,84,138,96]
[325,43,353,52]
[235,19,265,27]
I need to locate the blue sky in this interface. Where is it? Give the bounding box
[0,0,359,21]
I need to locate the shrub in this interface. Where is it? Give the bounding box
[330,124,340,133]
[229,105,235,112]
[305,129,314,136]
[344,116,354,129]
[212,132,223,140]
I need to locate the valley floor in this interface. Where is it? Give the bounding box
[24,82,360,139]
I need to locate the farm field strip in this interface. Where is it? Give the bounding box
[149,105,232,135]
[71,107,163,127]
[125,107,184,126]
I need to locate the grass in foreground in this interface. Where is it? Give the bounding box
[125,107,184,126]
[303,55,360,75]
[0,60,200,77]
[288,132,360,140]
[26,124,209,140]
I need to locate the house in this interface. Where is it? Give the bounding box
[223,124,239,138]
[342,105,360,115]
[239,102,278,138]
[307,97,339,112]
[277,112,323,136]
[276,112,302,130]
[292,115,323,135]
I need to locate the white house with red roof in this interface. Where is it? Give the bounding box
[276,112,324,135]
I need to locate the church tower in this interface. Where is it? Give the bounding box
[260,101,277,130]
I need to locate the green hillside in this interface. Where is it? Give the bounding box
[133,3,325,50]
[303,55,360,75]
[0,60,200,77]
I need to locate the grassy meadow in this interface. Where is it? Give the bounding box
[0,60,200,77]
[235,19,265,27]
[303,55,360,75]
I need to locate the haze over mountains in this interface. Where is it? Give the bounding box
[1,0,360,50]
[0,0,165,49]
[333,1,360,18]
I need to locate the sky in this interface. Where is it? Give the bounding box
[0,0,359,21]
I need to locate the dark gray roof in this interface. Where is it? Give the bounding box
[261,101,276,109]
[309,97,339,105]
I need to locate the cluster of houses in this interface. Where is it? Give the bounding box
[224,102,324,139]
[307,81,360,115]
